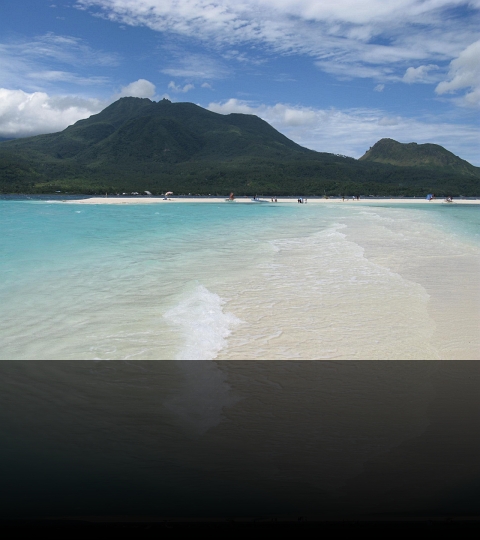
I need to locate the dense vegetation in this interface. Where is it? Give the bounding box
[360,137,479,173]
[0,97,479,196]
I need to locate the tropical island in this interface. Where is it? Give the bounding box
[0,97,479,197]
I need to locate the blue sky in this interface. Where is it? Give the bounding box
[1,0,479,163]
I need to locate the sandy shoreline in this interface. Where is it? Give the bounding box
[63,196,480,205]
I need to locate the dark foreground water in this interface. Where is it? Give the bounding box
[1,361,479,521]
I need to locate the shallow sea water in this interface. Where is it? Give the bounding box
[0,198,479,359]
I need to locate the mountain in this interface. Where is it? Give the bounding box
[360,138,479,176]
[0,98,479,196]
[4,97,309,163]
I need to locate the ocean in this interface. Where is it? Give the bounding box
[0,197,479,360]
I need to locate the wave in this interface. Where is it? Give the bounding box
[163,285,242,360]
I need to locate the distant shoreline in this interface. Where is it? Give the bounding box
[61,196,480,205]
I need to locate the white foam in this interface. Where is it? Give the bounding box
[163,285,242,360]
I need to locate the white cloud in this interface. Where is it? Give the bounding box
[403,64,439,84]
[0,88,105,138]
[29,70,110,85]
[207,98,480,165]
[0,33,118,92]
[0,78,158,138]
[374,84,384,92]
[167,81,195,93]
[8,32,118,68]
[161,53,229,80]
[436,40,480,108]
[76,0,480,84]
[118,78,156,98]
[208,98,254,115]
[76,0,480,36]
[201,82,213,89]
[315,60,395,81]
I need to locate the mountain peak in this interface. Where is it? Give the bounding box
[359,138,476,173]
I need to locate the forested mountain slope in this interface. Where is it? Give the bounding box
[1,98,479,196]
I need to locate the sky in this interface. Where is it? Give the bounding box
[1,0,479,163]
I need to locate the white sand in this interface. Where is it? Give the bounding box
[64,196,480,205]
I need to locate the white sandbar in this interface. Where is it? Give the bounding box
[64,196,480,205]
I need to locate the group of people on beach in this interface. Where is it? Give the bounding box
[297,198,307,203]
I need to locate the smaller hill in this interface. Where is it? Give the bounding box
[359,138,479,176]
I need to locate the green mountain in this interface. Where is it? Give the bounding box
[3,97,309,163]
[360,138,478,175]
[0,98,479,196]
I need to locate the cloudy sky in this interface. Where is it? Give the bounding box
[1,0,479,163]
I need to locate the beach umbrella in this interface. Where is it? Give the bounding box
[165,191,173,196]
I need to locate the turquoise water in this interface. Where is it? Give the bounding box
[1,198,479,359]
[364,202,480,243]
